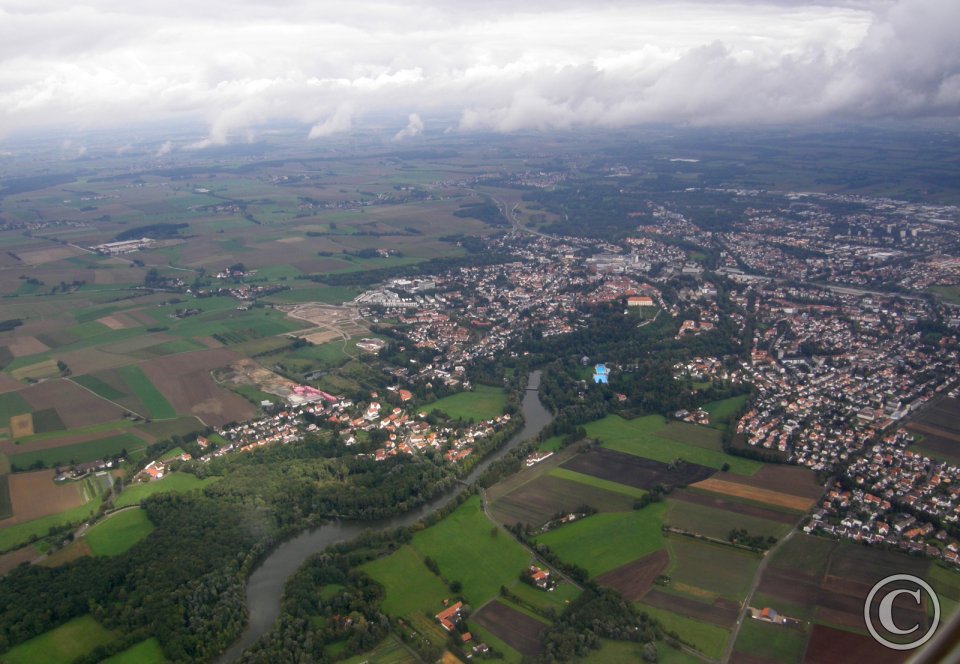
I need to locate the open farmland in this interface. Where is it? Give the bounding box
[19,379,126,428]
[561,448,715,490]
[665,497,793,541]
[472,600,547,657]
[804,624,908,664]
[0,470,94,524]
[906,396,960,461]
[410,495,530,606]
[533,503,667,577]
[139,349,254,426]
[732,617,807,664]
[642,588,740,628]
[9,432,145,470]
[84,508,155,556]
[672,489,799,523]
[595,549,669,600]
[360,545,451,618]
[582,414,762,475]
[665,536,761,602]
[489,473,635,527]
[0,614,117,664]
[689,477,816,512]
[636,604,730,660]
[700,463,823,500]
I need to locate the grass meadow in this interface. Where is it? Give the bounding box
[0,615,117,664]
[114,473,220,508]
[424,384,508,422]
[583,414,762,475]
[85,508,155,556]
[533,502,667,577]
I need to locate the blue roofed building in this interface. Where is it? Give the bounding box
[593,363,609,384]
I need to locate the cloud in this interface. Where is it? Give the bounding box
[155,140,173,156]
[308,104,353,138]
[0,0,956,142]
[393,113,423,140]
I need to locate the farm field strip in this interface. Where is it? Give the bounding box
[582,414,762,475]
[473,600,547,657]
[546,467,646,499]
[689,477,815,511]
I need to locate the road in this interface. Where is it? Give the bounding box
[722,529,799,662]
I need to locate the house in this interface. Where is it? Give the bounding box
[436,601,463,632]
[528,565,551,589]
[627,295,655,307]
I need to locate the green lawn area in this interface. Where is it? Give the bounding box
[930,285,960,305]
[101,637,167,664]
[361,544,451,617]
[10,433,146,470]
[665,499,792,541]
[85,508,155,556]
[1,615,117,664]
[733,617,807,664]
[114,473,220,508]
[0,497,103,553]
[411,495,531,606]
[548,467,647,499]
[538,435,566,452]
[509,578,581,612]
[703,395,750,429]
[424,384,507,422]
[534,502,667,577]
[665,536,761,601]
[263,285,361,305]
[584,414,762,475]
[636,604,730,660]
[116,365,177,419]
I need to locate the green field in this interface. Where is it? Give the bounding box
[30,408,66,434]
[100,637,167,664]
[768,533,837,576]
[583,414,762,475]
[702,395,750,429]
[85,508,155,556]
[534,502,667,577]
[666,536,761,601]
[733,617,807,664]
[0,473,11,520]
[655,422,723,450]
[424,384,507,421]
[637,604,730,660]
[361,544,452,617]
[10,432,146,470]
[508,577,581,611]
[0,392,31,424]
[0,615,117,664]
[341,635,416,664]
[114,473,220,508]
[410,495,530,605]
[548,467,647,499]
[665,499,792,541]
[116,365,177,419]
[0,497,103,553]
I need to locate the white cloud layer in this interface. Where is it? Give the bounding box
[0,0,957,142]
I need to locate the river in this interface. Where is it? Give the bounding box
[217,370,553,662]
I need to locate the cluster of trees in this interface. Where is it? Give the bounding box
[303,250,516,287]
[541,587,666,660]
[727,529,777,551]
[115,222,187,241]
[0,493,272,661]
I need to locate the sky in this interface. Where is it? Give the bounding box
[0,0,958,146]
